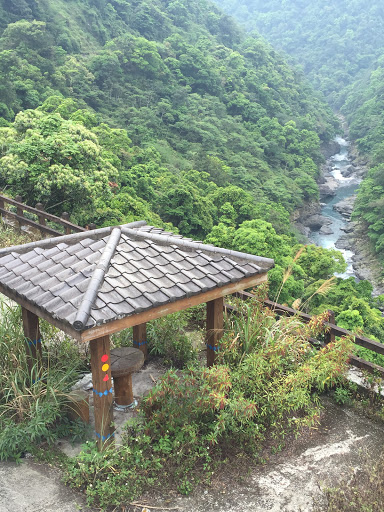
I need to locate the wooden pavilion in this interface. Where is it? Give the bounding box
[0,222,274,447]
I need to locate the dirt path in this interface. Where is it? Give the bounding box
[1,399,383,512]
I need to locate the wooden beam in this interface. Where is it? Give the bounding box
[89,336,114,449]
[349,355,384,378]
[206,297,223,367]
[0,208,62,236]
[22,307,42,380]
[81,272,268,342]
[0,284,82,341]
[0,194,85,232]
[133,323,147,359]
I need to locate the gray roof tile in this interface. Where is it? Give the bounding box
[0,222,274,333]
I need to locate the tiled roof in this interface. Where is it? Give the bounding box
[0,222,274,333]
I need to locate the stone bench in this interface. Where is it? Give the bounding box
[110,347,144,410]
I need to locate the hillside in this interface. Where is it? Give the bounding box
[0,0,337,238]
[213,0,384,108]
[213,0,384,266]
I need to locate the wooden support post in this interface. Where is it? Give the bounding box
[22,308,42,380]
[15,195,23,228]
[326,310,336,344]
[133,323,147,359]
[89,336,114,449]
[35,203,46,227]
[61,212,71,235]
[206,297,224,367]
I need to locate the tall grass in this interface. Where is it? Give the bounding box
[0,300,86,460]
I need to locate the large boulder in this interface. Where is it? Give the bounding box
[304,214,331,230]
[319,184,336,198]
[333,197,355,217]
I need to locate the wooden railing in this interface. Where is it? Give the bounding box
[228,290,384,378]
[0,194,95,237]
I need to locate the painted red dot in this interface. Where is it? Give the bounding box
[103,374,109,382]
[101,354,108,363]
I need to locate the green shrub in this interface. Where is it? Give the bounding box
[147,311,198,368]
[65,305,354,507]
[333,386,353,406]
[0,300,87,460]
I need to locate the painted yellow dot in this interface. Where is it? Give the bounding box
[102,363,109,372]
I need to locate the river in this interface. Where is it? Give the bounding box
[309,136,362,279]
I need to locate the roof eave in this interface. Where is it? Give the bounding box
[79,271,269,342]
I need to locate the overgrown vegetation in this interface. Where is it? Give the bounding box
[213,0,384,267]
[0,0,337,235]
[0,299,88,460]
[64,296,354,508]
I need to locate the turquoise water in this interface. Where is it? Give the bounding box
[310,137,361,279]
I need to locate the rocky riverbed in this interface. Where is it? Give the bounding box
[295,134,384,295]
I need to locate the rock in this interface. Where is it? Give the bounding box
[295,223,311,238]
[71,373,93,391]
[321,140,341,158]
[335,236,350,250]
[341,222,357,234]
[340,165,355,178]
[304,214,331,230]
[319,184,336,198]
[319,225,334,235]
[333,197,355,217]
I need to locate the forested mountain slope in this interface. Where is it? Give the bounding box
[214,0,384,108]
[0,0,336,236]
[3,1,384,350]
[214,0,384,265]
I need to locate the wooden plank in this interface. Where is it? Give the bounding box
[0,195,85,232]
[81,272,269,342]
[206,297,223,367]
[0,283,82,341]
[89,336,114,449]
[235,291,384,357]
[0,208,63,236]
[133,323,147,359]
[22,307,42,379]
[330,326,384,355]
[349,355,384,378]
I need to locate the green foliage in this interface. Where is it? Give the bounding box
[65,303,353,507]
[0,0,337,227]
[333,386,353,406]
[336,309,364,332]
[215,0,384,110]
[147,311,198,368]
[213,0,384,268]
[0,300,86,460]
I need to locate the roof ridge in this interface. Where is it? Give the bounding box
[0,221,147,256]
[73,227,122,331]
[121,227,274,267]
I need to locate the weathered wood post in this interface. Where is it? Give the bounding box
[15,196,23,228]
[89,336,114,449]
[206,297,224,367]
[35,203,46,227]
[61,212,72,235]
[326,310,336,344]
[22,307,43,381]
[0,195,4,222]
[133,323,147,359]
